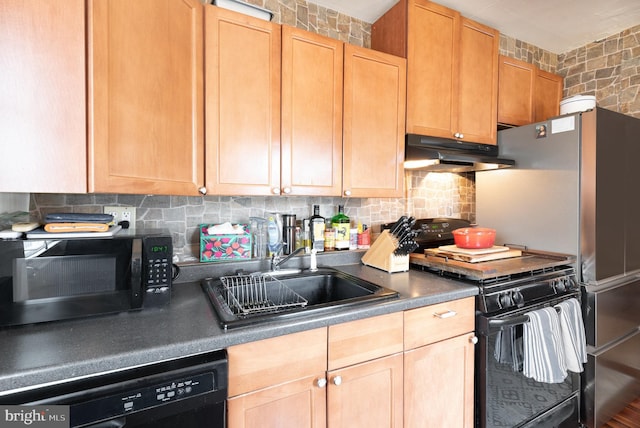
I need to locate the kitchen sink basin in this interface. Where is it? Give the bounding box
[201,268,399,329]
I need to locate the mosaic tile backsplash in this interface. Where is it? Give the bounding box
[30,172,475,262]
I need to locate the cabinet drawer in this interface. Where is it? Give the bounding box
[228,328,327,397]
[328,312,403,370]
[404,297,475,349]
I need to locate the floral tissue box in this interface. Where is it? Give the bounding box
[200,223,252,262]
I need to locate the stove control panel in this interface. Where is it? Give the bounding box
[480,268,578,314]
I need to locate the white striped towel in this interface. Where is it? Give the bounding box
[523,307,567,383]
[554,298,587,373]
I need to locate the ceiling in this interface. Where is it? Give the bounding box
[311,0,640,54]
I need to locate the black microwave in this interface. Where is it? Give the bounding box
[0,231,173,327]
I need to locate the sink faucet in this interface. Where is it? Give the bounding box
[271,246,306,272]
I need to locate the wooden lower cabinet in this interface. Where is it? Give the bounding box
[228,374,326,428]
[227,300,475,428]
[403,297,476,428]
[327,353,403,428]
[404,333,476,428]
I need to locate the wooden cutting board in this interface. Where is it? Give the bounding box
[410,250,576,280]
[425,246,522,263]
[437,245,510,255]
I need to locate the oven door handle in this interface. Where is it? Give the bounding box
[487,315,529,329]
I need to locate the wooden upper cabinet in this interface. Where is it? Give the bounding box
[456,16,499,144]
[281,26,343,196]
[497,55,536,126]
[343,45,406,198]
[88,0,204,195]
[534,68,563,122]
[405,1,459,139]
[373,0,499,145]
[205,6,281,196]
[1,0,86,193]
[497,54,564,126]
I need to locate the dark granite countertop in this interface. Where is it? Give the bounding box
[0,252,478,396]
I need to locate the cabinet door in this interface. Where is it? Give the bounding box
[1,0,86,193]
[205,6,281,196]
[456,16,499,145]
[534,69,563,122]
[497,55,535,126]
[281,26,343,196]
[404,333,475,428]
[406,0,459,138]
[327,353,403,428]
[228,374,326,428]
[88,0,204,195]
[343,45,406,198]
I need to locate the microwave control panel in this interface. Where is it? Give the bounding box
[141,236,173,307]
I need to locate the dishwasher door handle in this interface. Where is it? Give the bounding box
[87,417,126,428]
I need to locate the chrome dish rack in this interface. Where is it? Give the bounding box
[219,273,308,316]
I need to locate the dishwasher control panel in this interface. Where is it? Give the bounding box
[72,372,215,425]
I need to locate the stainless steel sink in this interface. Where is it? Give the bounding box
[201,268,399,329]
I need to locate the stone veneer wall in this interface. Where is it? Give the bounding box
[499,34,559,73]
[242,0,371,47]
[557,25,640,118]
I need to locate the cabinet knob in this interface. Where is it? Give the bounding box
[316,378,327,388]
[272,187,281,195]
[433,310,457,319]
[470,336,478,345]
[332,376,342,386]
[459,133,464,139]
[198,187,207,195]
[282,187,292,194]
[343,190,352,197]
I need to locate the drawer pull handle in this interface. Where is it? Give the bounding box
[434,310,457,319]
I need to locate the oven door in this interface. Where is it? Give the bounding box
[476,300,580,428]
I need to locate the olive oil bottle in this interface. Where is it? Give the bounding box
[309,205,325,252]
[331,205,350,250]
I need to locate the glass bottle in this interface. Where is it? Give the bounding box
[309,205,325,252]
[331,205,350,250]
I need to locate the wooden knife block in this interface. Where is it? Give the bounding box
[361,230,409,273]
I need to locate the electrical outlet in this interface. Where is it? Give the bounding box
[104,206,136,227]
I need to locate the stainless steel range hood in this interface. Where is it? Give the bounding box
[404,134,515,172]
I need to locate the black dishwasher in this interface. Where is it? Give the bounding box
[0,350,227,428]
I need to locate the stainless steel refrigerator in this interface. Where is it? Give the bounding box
[476,107,640,428]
